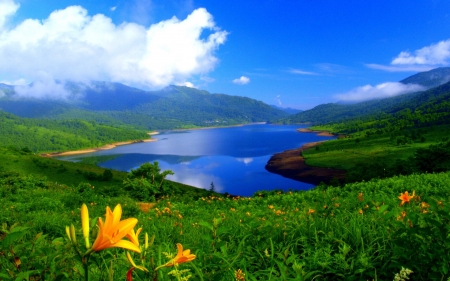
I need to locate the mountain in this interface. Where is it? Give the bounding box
[271,105,303,115]
[0,82,289,130]
[280,67,450,124]
[400,67,450,88]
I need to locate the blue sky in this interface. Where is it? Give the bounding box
[1,0,450,109]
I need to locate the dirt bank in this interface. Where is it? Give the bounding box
[265,138,346,185]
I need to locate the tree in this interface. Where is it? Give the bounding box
[123,162,174,201]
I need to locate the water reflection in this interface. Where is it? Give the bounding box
[56,124,334,196]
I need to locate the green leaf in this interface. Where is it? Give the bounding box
[2,231,28,248]
[198,221,213,231]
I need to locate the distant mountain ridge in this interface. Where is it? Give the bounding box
[0,82,290,130]
[280,67,450,124]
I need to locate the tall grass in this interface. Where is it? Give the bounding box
[2,171,450,280]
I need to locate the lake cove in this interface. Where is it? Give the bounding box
[56,124,335,196]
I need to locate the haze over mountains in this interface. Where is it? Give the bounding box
[281,67,450,125]
[1,67,450,131]
[0,82,290,130]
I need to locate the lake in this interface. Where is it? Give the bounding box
[56,124,334,196]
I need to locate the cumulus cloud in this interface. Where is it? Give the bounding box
[392,40,450,65]
[0,2,227,99]
[0,0,19,29]
[334,82,425,102]
[13,73,73,100]
[367,39,450,72]
[232,76,250,85]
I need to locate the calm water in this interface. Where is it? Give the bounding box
[57,124,334,196]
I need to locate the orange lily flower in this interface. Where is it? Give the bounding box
[161,243,196,268]
[91,204,141,253]
[127,227,142,248]
[398,191,414,206]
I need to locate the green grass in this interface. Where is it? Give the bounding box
[304,124,450,171]
[2,167,450,280]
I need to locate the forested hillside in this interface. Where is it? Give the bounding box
[0,111,149,152]
[0,83,289,130]
[281,67,450,124]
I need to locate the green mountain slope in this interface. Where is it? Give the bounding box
[0,111,149,152]
[0,83,290,130]
[281,67,450,124]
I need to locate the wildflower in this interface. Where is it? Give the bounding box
[91,204,141,253]
[393,267,413,281]
[127,227,142,248]
[307,209,315,215]
[358,192,364,201]
[398,191,414,206]
[358,209,363,215]
[158,243,196,268]
[81,204,90,249]
[268,205,274,209]
[235,269,245,281]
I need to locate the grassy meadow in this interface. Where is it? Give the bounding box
[1,144,450,280]
[304,124,450,183]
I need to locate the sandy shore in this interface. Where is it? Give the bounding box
[41,137,158,157]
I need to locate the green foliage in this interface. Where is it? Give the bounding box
[281,68,450,125]
[1,84,290,131]
[2,171,450,280]
[0,111,149,153]
[123,162,174,201]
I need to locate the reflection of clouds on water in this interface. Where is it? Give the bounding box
[203,161,220,170]
[167,165,224,192]
[236,158,254,165]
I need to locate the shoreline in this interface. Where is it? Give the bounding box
[41,132,159,157]
[265,129,346,185]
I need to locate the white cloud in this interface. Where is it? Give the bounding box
[288,68,318,75]
[367,39,450,72]
[0,90,5,98]
[365,64,433,72]
[110,6,117,12]
[0,0,19,29]
[177,81,196,88]
[334,82,425,102]
[275,95,282,106]
[392,40,450,65]
[232,76,250,85]
[13,72,73,100]
[0,3,227,99]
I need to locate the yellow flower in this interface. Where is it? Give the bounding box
[398,191,414,206]
[235,268,246,281]
[126,252,148,272]
[160,243,196,267]
[127,227,143,248]
[91,204,141,253]
[307,209,315,215]
[81,204,90,249]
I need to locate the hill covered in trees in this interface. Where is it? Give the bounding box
[280,67,450,125]
[0,83,289,130]
[0,111,149,152]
